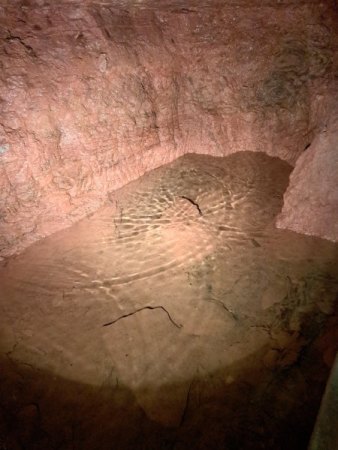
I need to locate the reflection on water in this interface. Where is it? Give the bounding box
[0,152,337,449]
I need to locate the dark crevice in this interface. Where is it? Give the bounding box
[172,8,196,14]
[102,305,182,329]
[6,31,37,57]
[179,381,194,427]
[180,196,203,216]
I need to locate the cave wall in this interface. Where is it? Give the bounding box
[0,0,337,258]
[277,97,338,242]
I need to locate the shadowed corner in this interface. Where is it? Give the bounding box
[308,347,338,450]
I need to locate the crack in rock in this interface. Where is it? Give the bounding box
[6,31,37,57]
[179,380,194,427]
[206,297,239,321]
[179,196,203,216]
[102,305,182,328]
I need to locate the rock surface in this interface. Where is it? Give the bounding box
[277,100,338,242]
[0,0,337,257]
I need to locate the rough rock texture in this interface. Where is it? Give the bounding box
[0,0,337,258]
[277,99,338,242]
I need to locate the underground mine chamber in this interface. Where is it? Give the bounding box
[0,1,337,449]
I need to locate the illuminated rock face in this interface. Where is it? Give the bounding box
[0,0,337,258]
[277,101,338,242]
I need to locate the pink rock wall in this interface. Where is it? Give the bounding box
[277,99,338,242]
[0,0,337,258]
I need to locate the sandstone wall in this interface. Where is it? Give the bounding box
[0,0,337,258]
[277,99,338,242]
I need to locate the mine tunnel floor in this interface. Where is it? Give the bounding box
[0,152,337,450]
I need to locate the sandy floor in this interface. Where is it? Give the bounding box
[0,152,337,450]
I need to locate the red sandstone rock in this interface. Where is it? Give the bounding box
[0,0,337,258]
[277,101,338,242]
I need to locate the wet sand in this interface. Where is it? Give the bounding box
[0,152,337,449]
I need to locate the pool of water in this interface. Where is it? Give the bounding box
[0,151,337,449]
